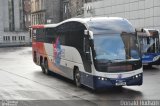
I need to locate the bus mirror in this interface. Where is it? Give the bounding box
[84,30,89,35]
[84,30,93,40]
[89,31,93,40]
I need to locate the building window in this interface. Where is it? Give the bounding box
[12,36,17,41]
[8,0,15,31]
[3,36,11,41]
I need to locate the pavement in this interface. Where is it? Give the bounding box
[0,47,160,106]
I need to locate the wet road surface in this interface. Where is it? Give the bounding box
[0,47,160,106]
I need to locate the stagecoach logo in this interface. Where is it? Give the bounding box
[53,36,62,66]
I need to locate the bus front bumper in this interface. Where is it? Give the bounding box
[93,73,143,89]
[142,54,160,65]
[143,58,160,65]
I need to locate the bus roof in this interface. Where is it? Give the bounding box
[44,17,130,28]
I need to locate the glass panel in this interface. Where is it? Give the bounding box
[94,33,140,63]
[139,36,160,53]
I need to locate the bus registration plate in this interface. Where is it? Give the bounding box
[116,81,126,86]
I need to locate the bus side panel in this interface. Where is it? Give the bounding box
[33,42,46,65]
[43,43,66,76]
[59,45,95,88]
[32,40,38,64]
[44,44,86,80]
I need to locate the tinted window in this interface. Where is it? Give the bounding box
[56,22,86,50]
[45,28,56,43]
[33,28,45,42]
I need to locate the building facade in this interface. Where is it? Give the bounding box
[31,0,61,25]
[31,0,45,25]
[0,0,31,46]
[84,0,160,30]
[30,0,88,25]
[62,0,85,20]
[24,0,31,30]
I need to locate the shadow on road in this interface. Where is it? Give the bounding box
[33,70,74,85]
[143,65,160,72]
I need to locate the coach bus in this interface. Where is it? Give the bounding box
[137,29,160,67]
[31,17,143,89]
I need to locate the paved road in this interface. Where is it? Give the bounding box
[0,47,160,106]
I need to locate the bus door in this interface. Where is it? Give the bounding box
[81,32,94,88]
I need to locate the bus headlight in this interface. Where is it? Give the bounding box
[101,78,104,80]
[133,74,141,79]
[98,77,108,81]
[153,55,160,61]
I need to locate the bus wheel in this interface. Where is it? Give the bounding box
[74,69,81,87]
[40,60,45,74]
[44,59,50,75]
[41,65,45,74]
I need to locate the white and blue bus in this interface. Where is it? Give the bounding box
[32,17,143,90]
[137,29,160,67]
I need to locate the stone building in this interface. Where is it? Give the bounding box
[30,0,88,25]
[0,0,31,46]
[24,0,31,30]
[31,0,61,25]
[61,0,85,20]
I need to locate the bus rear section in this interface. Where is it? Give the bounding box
[137,29,160,66]
[31,25,46,67]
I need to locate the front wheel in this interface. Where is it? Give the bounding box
[74,69,81,87]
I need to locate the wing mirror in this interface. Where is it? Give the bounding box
[84,30,93,40]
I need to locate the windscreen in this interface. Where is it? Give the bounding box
[139,30,160,54]
[87,19,142,72]
[94,33,140,62]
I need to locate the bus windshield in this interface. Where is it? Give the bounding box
[94,33,140,62]
[138,31,160,54]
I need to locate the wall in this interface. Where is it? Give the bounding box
[45,0,61,23]
[84,0,160,30]
[0,32,31,47]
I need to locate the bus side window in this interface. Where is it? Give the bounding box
[36,29,45,42]
[45,28,56,43]
[32,29,36,40]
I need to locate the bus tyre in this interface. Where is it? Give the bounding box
[74,69,81,87]
[44,59,50,75]
[40,63,45,74]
